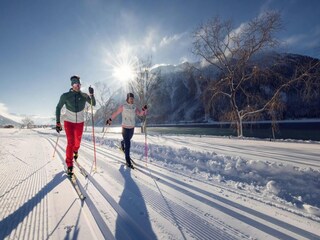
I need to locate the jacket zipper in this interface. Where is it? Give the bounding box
[74,94,78,123]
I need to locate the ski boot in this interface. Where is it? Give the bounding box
[126,163,134,169]
[126,160,134,169]
[73,151,78,161]
[67,166,74,178]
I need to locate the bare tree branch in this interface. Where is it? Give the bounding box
[192,11,319,137]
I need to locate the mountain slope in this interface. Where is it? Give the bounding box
[147,52,320,124]
[0,114,20,126]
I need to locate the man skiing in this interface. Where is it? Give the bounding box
[55,75,96,177]
[106,93,147,169]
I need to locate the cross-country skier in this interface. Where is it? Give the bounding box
[106,93,147,169]
[55,75,96,177]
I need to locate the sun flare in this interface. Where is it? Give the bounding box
[104,43,139,84]
[113,63,136,82]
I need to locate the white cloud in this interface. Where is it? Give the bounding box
[179,56,189,63]
[100,28,192,68]
[220,22,248,57]
[232,22,247,36]
[150,63,172,70]
[283,34,306,46]
[281,31,320,53]
[159,32,187,48]
[143,28,158,53]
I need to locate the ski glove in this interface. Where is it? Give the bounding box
[56,122,62,133]
[89,86,94,95]
[142,105,148,111]
[106,118,112,125]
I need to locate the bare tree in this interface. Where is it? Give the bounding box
[192,11,320,137]
[94,81,117,132]
[129,57,162,132]
[21,117,34,129]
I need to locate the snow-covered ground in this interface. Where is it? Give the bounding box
[0,128,319,239]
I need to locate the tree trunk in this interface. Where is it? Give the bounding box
[238,117,243,137]
[230,93,243,137]
[141,119,146,134]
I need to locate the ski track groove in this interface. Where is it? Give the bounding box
[9,161,30,238]
[139,164,245,238]
[78,140,241,240]
[148,176,249,239]
[20,164,34,240]
[84,138,320,239]
[0,135,49,240]
[53,136,225,239]
[120,164,233,239]
[3,165,18,239]
[2,151,29,239]
[40,132,320,240]
[44,136,115,240]
[89,140,280,238]
[145,188,234,240]
[141,163,308,239]
[31,163,38,240]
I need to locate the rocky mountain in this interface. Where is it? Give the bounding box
[146,52,320,124]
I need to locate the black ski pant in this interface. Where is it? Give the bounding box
[122,127,134,164]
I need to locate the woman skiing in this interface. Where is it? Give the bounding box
[106,93,147,168]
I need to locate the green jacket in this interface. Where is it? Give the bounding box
[56,89,96,123]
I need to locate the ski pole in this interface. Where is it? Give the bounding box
[52,133,60,159]
[144,113,148,167]
[90,95,97,172]
[101,124,109,140]
[99,124,108,147]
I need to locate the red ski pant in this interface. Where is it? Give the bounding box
[64,121,84,167]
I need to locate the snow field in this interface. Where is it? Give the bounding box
[1,128,319,239]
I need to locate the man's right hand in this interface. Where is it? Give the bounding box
[56,122,62,133]
[106,118,112,125]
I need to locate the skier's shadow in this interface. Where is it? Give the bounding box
[0,171,65,240]
[115,165,157,240]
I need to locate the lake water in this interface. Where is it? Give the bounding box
[89,121,320,141]
[146,121,320,141]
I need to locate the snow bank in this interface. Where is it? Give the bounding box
[146,144,320,209]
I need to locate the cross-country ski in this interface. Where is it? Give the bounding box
[65,169,86,201]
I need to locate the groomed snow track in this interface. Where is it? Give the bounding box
[1,129,319,240]
[44,130,320,240]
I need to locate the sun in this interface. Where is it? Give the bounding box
[103,43,139,84]
[113,62,136,82]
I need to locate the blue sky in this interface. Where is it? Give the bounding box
[0,0,319,124]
